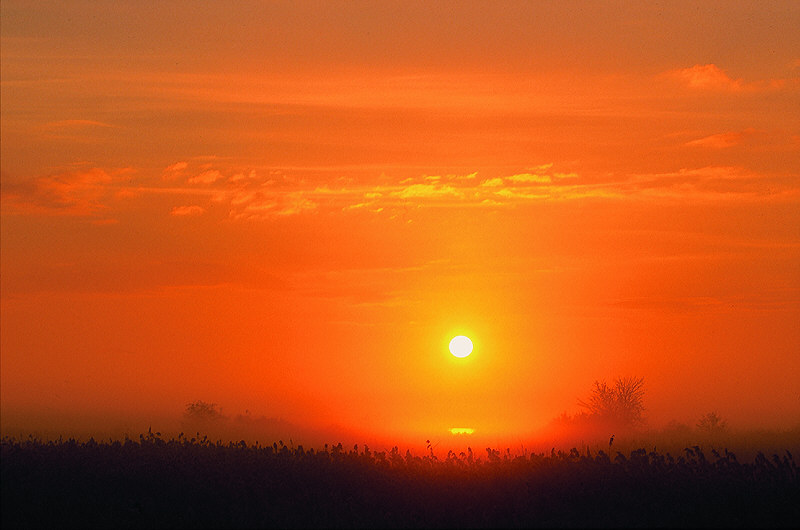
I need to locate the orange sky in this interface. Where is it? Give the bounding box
[2,1,799,448]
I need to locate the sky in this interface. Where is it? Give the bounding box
[2,1,799,448]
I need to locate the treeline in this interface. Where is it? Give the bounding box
[3,433,799,528]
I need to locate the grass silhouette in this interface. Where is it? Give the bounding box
[3,432,799,528]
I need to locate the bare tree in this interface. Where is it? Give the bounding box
[577,376,645,427]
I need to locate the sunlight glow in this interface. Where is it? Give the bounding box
[449,427,474,435]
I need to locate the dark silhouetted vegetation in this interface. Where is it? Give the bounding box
[3,432,799,528]
[697,411,729,435]
[577,376,646,428]
[178,401,332,449]
[550,376,648,443]
[184,401,225,425]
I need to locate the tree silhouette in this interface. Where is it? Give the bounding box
[577,376,645,427]
[697,411,728,434]
[182,401,226,436]
[184,400,224,422]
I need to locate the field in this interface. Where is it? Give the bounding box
[2,433,799,528]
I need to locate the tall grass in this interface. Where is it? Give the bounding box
[3,432,798,528]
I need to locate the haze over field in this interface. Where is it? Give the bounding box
[2,1,799,450]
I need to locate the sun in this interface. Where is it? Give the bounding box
[449,335,473,358]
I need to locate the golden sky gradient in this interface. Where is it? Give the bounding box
[2,1,799,447]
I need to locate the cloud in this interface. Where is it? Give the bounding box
[342,202,375,211]
[671,64,743,91]
[625,167,729,194]
[221,189,319,220]
[162,161,189,181]
[685,128,762,149]
[668,64,793,92]
[467,167,587,202]
[12,160,788,226]
[170,205,206,217]
[414,172,478,183]
[392,183,461,199]
[476,169,576,189]
[380,166,592,206]
[165,161,189,172]
[1,167,129,216]
[39,120,118,143]
[493,188,548,200]
[228,170,258,183]
[623,165,800,202]
[506,173,551,183]
[43,119,115,130]
[480,178,505,187]
[188,169,224,185]
[275,196,318,216]
[456,172,478,180]
[686,132,744,149]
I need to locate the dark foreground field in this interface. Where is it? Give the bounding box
[2,434,799,528]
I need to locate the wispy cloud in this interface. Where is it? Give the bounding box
[1,167,132,217]
[42,119,116,130]
[623,166,800,202]
[5,159,797,222]
[480,178,505,187]
[671,64,743,91]
[506,173,551,184]
[667,64,791,92]
[163,161,189,179]
[686,130,751,149]
[391,183,462,200]
[38,119,118,143]
[188,169,225,185]
[217,189,319,220]
[170,205,206,217]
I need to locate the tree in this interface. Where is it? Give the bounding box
[577,376,645,427]
[184,400,224,422]
[697,411,728,434]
